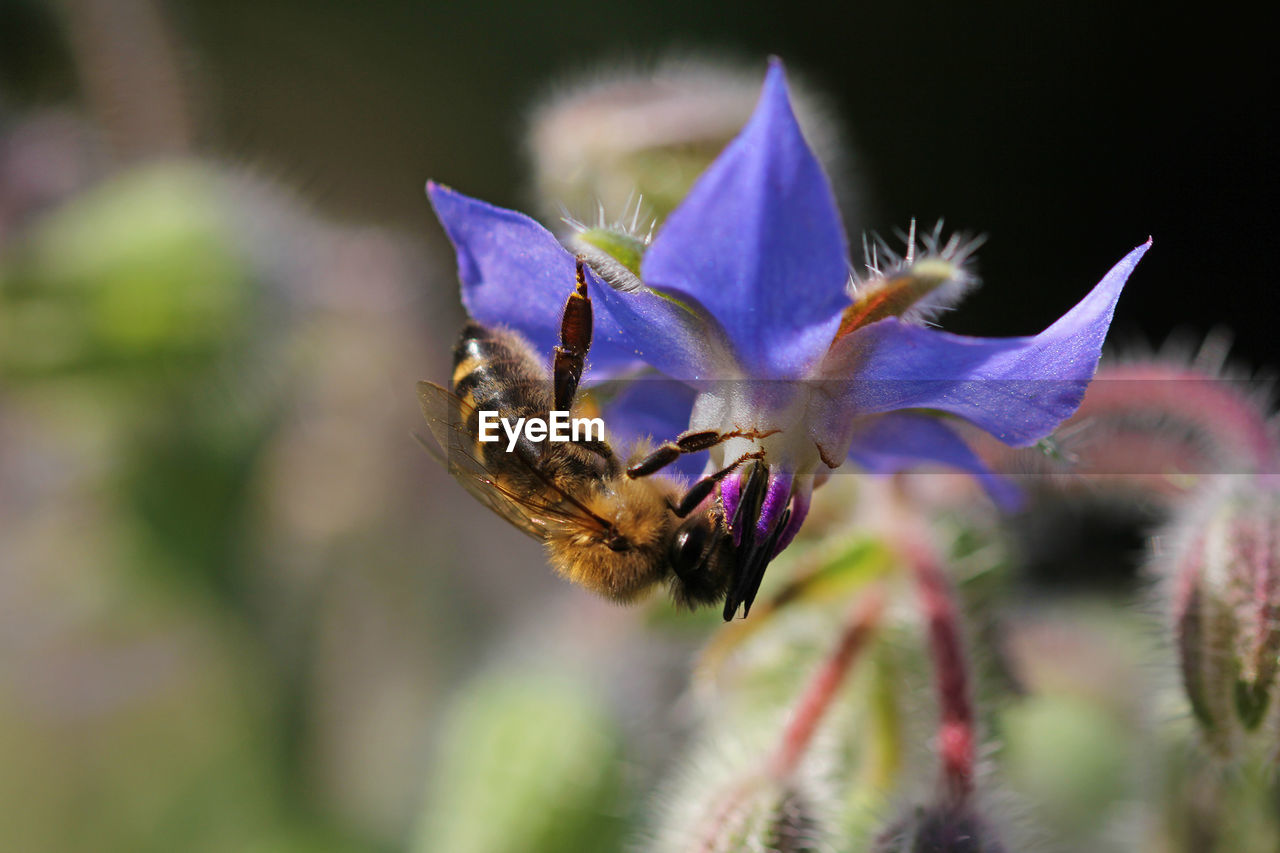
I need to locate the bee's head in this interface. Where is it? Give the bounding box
[667,511,733,609]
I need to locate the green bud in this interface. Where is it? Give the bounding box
[0,163,253,379]
[412,670,626,853]
[574,227,645,277]
[568,226,647,294]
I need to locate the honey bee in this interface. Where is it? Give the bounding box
[418,258,778,616]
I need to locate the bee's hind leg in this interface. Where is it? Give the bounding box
[552,256,593,413]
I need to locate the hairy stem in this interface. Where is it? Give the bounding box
[901,535,976,805]
[767,587,884,780]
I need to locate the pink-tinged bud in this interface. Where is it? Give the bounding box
[981,356,1280,502]
[1166,476,1280,756]
[873,802,1006,853]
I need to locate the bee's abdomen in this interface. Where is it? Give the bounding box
[450,323,553,469]
[450,323,550,417]
[449,321,613,517]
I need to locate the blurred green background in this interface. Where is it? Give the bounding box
[0,2,1273,852]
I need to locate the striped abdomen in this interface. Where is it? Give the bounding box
[451,323,551,465]
[450,322,607,489]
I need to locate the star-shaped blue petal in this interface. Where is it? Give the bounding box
[425,58,1148,574]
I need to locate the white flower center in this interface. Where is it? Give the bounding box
[689,383,826,478]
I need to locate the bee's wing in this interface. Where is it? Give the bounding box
[417,381,549,539]
[416,381,471,462]
[416,381,613,542]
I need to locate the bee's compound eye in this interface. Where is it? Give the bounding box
[670,519,710,575]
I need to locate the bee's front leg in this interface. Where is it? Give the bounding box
[552,256,593,413]
[672,450,765,518]
[626,428,780,480]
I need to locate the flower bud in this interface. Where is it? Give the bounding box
[413,670,626,853]
[0,162,254,379]
[648,751,837,853]
[874,802,1006,853]
[984,356,1279,502]
[526,58,857,228]
[1166,476,1280,757]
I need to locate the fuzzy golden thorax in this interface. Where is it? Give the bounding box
[544,476,682,603]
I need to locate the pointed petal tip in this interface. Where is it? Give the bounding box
[425,180,465,215]
[426,182,536,234]
[427,182,492,217]
[1097,238,1152,297]
[758,58,795,115]
[1053,236,1152,327]
[641,52,846,377]
[1118,237,1152,270]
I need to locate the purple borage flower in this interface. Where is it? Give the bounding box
[427,59,1148,617]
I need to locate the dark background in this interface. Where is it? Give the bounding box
[4,0,1274,363]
